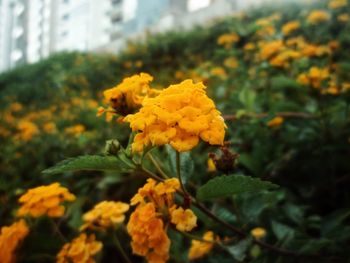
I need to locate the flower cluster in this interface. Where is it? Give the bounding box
[124,79,226,152]
[127,178,197,263]
[100,73,158,117]
[17,182,76,218]
[80,201,130,231]
[307,10,330,24]
[282,20,300,36]
[0,220,29,263]
[297,67,330,89]
[217,33,240,48]
[188,231,215,260]
[56,233,102,263]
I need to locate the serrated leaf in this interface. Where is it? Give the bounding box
[196,174,278,201]
[42,155,134,175]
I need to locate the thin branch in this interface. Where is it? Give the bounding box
[223,111,317,121]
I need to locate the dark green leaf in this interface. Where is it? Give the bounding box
[226,237,252,261]
[196,174,278,201]
[42,155,134,175]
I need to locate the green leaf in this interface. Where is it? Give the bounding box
[196,174,278,201]
[238,87,256,111]
[226,237,252,261]
[42,155,134,175]
[271,220,295,241]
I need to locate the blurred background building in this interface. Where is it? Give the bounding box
[0,0,282,73]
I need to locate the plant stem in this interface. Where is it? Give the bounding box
[176,151,191,208]
[148,153,169,179]
[112,231,132,263]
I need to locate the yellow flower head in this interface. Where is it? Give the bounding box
[260,40,284,60]
[128,178,197,262]
[17,183,76,218]
[170,207,197,232]
[282,20,300,35]
[15,120,39,142]
[80,201,130,231]
[307,10,330,24]
[337,13,349,22]
[124,79,226,152]
[130,178,180,207]
[188,231,215,260]
[0,219,29,263]
[328,0,347,9]
[64,124,85,136]
[267,116,284,128]
[297,67,330,89]
[251,227,267,239]
[56,233,102,263]
[210,67,227,79]
[217,33,240,48]
[224,57,239,69]
[102,73,157,116]
[127,202,170,263]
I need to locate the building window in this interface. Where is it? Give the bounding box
[62,14,70,20]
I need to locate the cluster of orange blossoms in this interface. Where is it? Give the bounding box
[56,233,103,263]
[124,79,226,152]
[127,178,197,263]
[188,231,216,260]
[99,73,158,118]
[17,182,76,218]
[0,219,29,263]
[80,201,130,231]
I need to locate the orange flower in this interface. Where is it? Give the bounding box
[282,21,300,35]
[80,201,130,231]
[188,231,215,260]
[267,116,284,128]
[0,220,29,263]
[17,183,76,218]
[307,10,330,24]
[56,233,102,263]
[170,207,197,232]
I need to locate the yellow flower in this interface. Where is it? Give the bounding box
[127,202,170,263]
[56,233,102,263]
[217,33,240,48]
[269,50,301,68]
[282,21,300,35]
[260,40,284,60]
[297,67,329,88]
[130,178,180,207]
[80,201,130,231]
[328,0,347,9]
[170,207,197,232]
[267,116,284,128]
[128,178,197,262]
[0,220,29,263]
[224,57,239,69]
[43,122,57,134]
[210,67,227,78]
[337,13,349,22]
[243,43,255,51]
[102,73,157,116]
[188,231,215,260]
[64,124,85,136]
[17,182,76,218]
[251,227,267,239]
[307,10,330,24]
[124,79,226,152]
[15,120,39,141]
